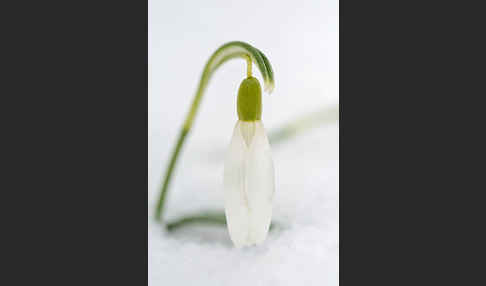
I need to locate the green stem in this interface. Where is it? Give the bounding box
[268,105,339,145]
[246,55,252,77]
[154,129,187,221]
[155,41,275,221]
[166,211,226,231]
[165,211,278,232]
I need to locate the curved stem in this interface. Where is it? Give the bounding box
[166,211,226,231]
[165,210,278,232]
[155,42,275,221]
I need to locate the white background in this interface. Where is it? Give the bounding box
[149,0,338,285]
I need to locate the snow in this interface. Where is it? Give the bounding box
[149,122,338,285]
[149,0,338,284]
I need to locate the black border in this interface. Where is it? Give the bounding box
[7,1,149,284]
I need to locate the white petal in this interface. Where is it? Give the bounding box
[246,121,274,244]
[223,121,250,248]
[224,121,275,247]
[239,121,256,147]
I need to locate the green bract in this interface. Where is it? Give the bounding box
[237,77,262,121]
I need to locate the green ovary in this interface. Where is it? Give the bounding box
[237,77,262,121]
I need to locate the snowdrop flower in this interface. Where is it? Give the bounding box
[224,76,275,248]
[154,42,275,248]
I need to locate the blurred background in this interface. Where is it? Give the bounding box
[149,0,338,285]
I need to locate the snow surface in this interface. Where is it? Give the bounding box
[149,123,338,285]
[149,0,338,284]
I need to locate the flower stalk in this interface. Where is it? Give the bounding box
[155,41,274,222]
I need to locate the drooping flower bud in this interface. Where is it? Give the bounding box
[224,76,275,248]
